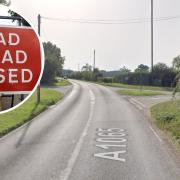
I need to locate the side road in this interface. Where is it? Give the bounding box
[102,83,180,156]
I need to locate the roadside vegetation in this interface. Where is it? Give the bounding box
[117,89,164,96]
[151,100,180,146]
[99,82,171,91]
[54,78,71,86]
[41,42,65,85]
[0,88,63,137]
[64,56,180,94]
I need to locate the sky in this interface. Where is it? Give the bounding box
[8,0,180,71]
[0,5,18,25]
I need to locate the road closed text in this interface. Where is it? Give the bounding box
[0,26,41,92]
[0,32,33,84]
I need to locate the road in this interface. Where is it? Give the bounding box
[0,80,180,180]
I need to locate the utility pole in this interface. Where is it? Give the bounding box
[151,0,154,73]
[93,49,96,71]
[37,14,41,103]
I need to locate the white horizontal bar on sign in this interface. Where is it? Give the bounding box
[0,25,33,30]
[0,91,30,95]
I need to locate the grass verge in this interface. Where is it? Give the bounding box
[54,79,71,86]
[117,89,164,96]
[0,88,63,137]
[151,100,180,146]
[98,82,171,91]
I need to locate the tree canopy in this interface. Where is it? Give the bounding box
[135,64,149,73]
[41,41,65,84]
[173,56,180,70]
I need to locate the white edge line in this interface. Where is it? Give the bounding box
[149,126,162,143]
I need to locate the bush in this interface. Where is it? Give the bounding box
[157,113,176,123]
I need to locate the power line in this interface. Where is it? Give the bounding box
[41,15,180,25]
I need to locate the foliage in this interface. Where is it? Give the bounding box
[135,64,149,73]
[0,0,10,5]
[119,66,131,74]
[172,72,180,97]
[113,63,176,87]
[69,56,180,89]
[173,55,180,70]
[151,100,180,144]
[0,0,6,4]
[8,10,30,26]
[41,42,65,84]
[69,64,103,81]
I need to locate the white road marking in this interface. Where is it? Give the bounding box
[131,98,146,108]
[149,126,162,143]
[94,150,126,162]
[96,137,127,143]
[96,144,126,149]
[66,82,78,100]
[98,128,125,132]
[60,89,95,180]
[97,132,126,137]
[94,128,127,162]
[129,99,143,110]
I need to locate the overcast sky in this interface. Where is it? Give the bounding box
[9,0,180,71]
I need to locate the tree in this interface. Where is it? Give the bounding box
[80,63,93,81]
[0,0,9,5]
[0,0,6,4]
[119,66,131,74]
[81,63,92,72]
[93,68,103,81]
[152,63,175,87]
[173,56,180,70]
[8,10,30,26]
[135,64,149,73]
[41,41,65,84]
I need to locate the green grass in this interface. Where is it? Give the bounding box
[54,79,71,86]
[117,89,164,96]
[0,88,63,137]
[98,82,172,91]
[151,100,180,145]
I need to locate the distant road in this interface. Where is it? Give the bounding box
[0,80,179,180]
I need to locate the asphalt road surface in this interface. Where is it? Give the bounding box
[0,80,180,180]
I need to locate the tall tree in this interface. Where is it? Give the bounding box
[41,41,65,84]
[119,66,131,74]
[173,55,180,70]
[135,64,149,73]
[81,64,92,72]
[153,63,175,86]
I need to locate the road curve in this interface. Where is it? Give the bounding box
[0,80,179,180]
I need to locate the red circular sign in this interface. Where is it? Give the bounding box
[0,26,42,93]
